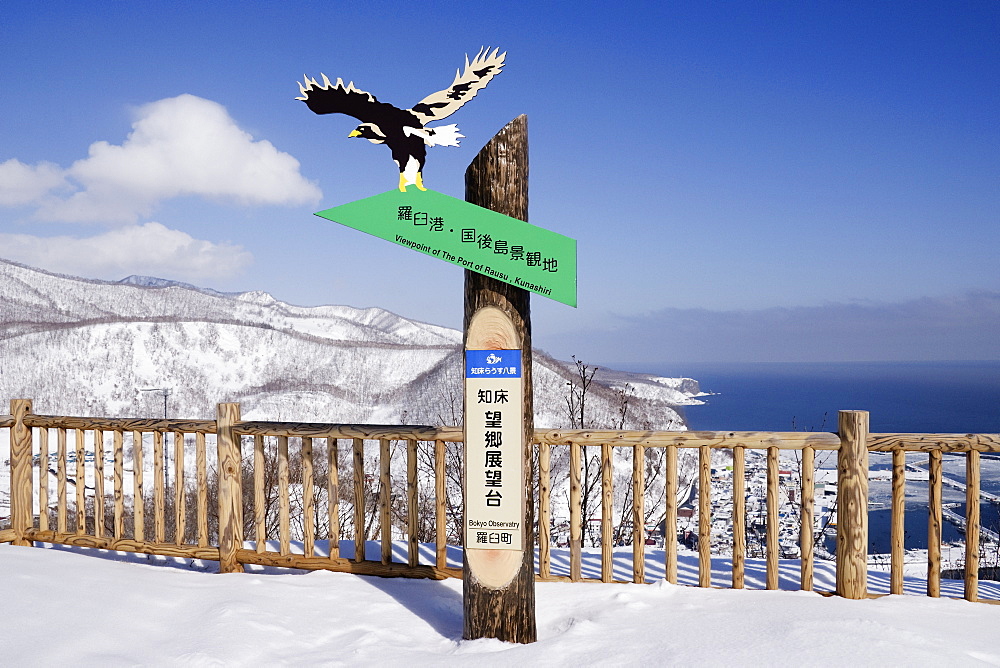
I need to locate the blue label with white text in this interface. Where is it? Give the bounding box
[465,350,522,378]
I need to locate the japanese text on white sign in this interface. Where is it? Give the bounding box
[465,349,523,550]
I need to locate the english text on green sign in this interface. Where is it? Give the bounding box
[315,189,577,307]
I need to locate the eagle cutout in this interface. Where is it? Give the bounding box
[297,47,506,192]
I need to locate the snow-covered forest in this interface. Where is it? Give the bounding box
[0,257,701,428]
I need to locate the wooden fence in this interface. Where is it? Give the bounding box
[2,400,999,604]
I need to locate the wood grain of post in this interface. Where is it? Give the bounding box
[632,443,645,584]
[965,449,980,602]
[132,430,144,541]
[536,429,841,450]
[75,429,85,535]
[799,445,814,591]
[25,528,219,559]
[9,400,33,546]
[928,449,943,597]
[235,548,457,580]
[303,436,315,558]
[153,430,165,542]
[25,414,216,433]
[39,426,50,533]
[58,427,68,534]
[766,446,779,590]
[114,430,124,540]
[216,403,244,573]
[732,444,746,588]
[254,434,266,553]
[665,445,678,584]
[406,439,418,568]
[278,435,290,556]
[836,410,869,599]
[601,442,613,583]
[95,429,105,539]
[379,438,391,565]
[867,433,1000,452]
[538,440,552,579]
[353,438,365,563]
[173,431,185,545]
[328,438,341,559]
[235,421,462,442]
[196,432,208,547]
[891,448,906,594]
[434,439,446,569]
[462,114,536,644]
[698,444,711,588]
[569,441,582,581]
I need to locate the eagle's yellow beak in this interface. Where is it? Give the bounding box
[348,129,361,138]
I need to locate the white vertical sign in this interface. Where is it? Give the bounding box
[464,349,524,550]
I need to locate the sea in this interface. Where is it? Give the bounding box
[612,360,1000,554]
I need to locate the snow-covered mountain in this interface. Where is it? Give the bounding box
[0,258,701,427]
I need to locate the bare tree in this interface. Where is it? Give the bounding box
[564,356,604,545]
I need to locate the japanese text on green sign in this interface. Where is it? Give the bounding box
[315,189,577,307]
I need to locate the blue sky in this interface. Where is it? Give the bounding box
[1,1,997,364]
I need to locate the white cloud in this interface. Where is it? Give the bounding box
[0,223,252,280]
[0,159,68,206]
[11,94,321,223]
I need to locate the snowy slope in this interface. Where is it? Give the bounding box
[2,543,999,665]
[0,258,701,427]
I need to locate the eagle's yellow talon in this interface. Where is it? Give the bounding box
[415,173,427,191]
[398,174,408,192]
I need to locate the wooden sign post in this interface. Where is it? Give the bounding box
[463,115,536,643]
[300,53,570,644]
[314,113,573,644]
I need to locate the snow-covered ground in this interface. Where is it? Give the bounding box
[3,542,1000,666]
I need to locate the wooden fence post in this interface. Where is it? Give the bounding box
[10,399,34,547]
[463,114,536,644]
[217,402,244,573]
[836,410,869,599]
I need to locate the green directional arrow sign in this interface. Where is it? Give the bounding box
[315,189,577,307]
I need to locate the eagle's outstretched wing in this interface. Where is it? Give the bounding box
[296,75,410,125]
[408,47,506,123]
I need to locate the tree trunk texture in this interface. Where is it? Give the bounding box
[463,114,537,644]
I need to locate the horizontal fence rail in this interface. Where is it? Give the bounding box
[2,401,998,605]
